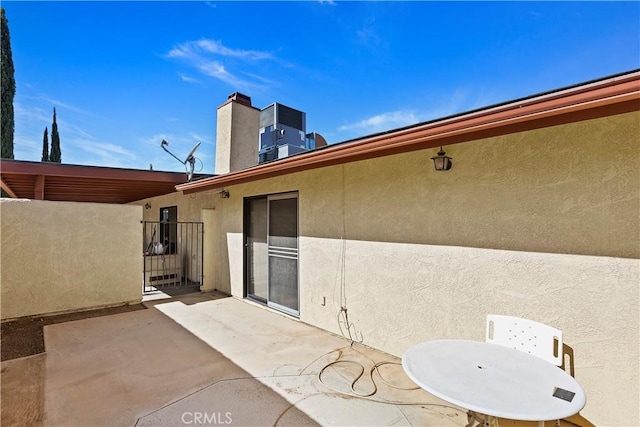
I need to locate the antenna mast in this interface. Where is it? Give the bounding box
[160,139,202,182]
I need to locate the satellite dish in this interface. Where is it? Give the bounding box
[185,142,201,162]
[184,142,201,182]
[160,139,202,182]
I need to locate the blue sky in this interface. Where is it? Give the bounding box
[3,1,639,174]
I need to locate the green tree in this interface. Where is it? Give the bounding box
[49,108,61,162]
[42,127,49,162]
[1,7,15,159]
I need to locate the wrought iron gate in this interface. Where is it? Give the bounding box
[142,221,203,293]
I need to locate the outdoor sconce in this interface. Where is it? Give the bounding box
[144,202,151,210]
[431,146,452,171]
[219,189,230,199]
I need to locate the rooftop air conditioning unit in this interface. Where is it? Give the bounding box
[258,146,278,163]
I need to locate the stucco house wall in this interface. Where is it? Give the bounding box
[134,110,639,425]
[1,199,142,320]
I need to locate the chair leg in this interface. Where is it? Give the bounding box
[466,411,476,427]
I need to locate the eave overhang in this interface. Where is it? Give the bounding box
[0,160,207,204]
[177,70,640,195]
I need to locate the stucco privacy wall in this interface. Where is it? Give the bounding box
[1,199,142,320]
[134,111,639,425]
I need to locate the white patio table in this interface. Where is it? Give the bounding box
[402,340,586,426]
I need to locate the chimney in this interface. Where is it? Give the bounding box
[215,92,260,175]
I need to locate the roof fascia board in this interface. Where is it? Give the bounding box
[178,72,640,194]
[0,160,190,184]
[337,70,640,146]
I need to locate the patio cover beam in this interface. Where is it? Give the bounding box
[0,160,205,204]
[0,161,191,182]
[0,177,17,198]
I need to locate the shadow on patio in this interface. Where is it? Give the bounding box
[2,290,467,426]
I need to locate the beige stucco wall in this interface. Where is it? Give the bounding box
[0,199,142,320]
[134,111,639,425]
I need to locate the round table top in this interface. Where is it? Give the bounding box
[402,339,586,421]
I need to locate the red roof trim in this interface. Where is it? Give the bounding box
[177,71,640,194]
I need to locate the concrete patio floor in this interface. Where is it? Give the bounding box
[2,290,467,427]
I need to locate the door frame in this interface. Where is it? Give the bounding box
[243,191,299,317]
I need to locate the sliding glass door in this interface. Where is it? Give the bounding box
[245,193,299,316]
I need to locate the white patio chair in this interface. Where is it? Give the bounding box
[467,315,564,427]
[486,314,563,366]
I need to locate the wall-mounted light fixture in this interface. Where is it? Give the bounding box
[431,146,452,171]
[219,189,230,199]
[144,202,151,210]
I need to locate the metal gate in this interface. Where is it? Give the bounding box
[142,221,203,293]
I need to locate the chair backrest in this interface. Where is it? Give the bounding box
[486,314,563,366]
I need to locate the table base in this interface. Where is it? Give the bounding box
[467,411,559,427]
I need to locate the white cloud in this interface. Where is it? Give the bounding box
[194,39,273,60]
[334,89,501,140]
[14,102,49,125]
[58,120,96,142]
[51,132,140,168]
[78,140,136,160]
[338,110,420,134]
[13,134,41,161]
[18,102,138,167]
[139,133,174,148]
[178,73,199,83]
[196,59,244,86]
[164,39,276,89]
[189,132,209,143]
[36,96,105,120]
[239,71,277,86]
[13,103,56,161]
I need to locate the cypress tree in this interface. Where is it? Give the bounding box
[49,108,61,162]
[42,127,49,162]
[1,7,15,159]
